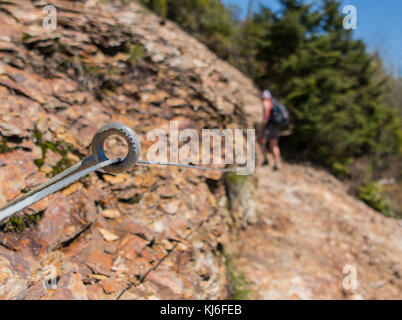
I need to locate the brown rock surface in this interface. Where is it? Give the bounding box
[234,164,402,299]
[0,0,400,300]
[0,0,244,299]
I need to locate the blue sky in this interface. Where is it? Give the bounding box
[222,0,402,76]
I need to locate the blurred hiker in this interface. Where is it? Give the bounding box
[258,90,289,170]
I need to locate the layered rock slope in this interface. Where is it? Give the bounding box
[0,0,260,299]
[0,0,401,300]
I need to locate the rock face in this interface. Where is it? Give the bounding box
[0,0,258,299]
[0,0,401,300]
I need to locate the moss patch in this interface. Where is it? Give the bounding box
[358,180,396,218]
[224,252,253,300]
[0,212,43,234]
[0,137,11,153]
[32,127,76,177]
[126,43,146,64]
[383,182,402,218]
[225,172,249,187]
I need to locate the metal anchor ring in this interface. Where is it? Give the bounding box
[0,122,239,223]
[90,123,141,173]
[0,123,141,222]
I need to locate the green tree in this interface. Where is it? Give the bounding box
[254,0,402,175]
[142,0,237,60]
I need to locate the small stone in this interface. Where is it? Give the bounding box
[103,173,130,184]
[121,234,149,258]
[89,274,109,281]
[162,201,179,215]
[87,249,113,276]
[152,53,165,62]
[147,270,184,296]
[153,221,165,233]
[98,228,119,242]
[24,172,47,193]
[98,278,126,295]
[104,244,117,254]
[0,272,9,282]
[165,98,186,107]
[0,123,22,137]
[158,186,176,198]
[63,183,82,196]
[177,243,188,251]
[101,208,121,219]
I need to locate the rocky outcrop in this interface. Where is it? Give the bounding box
[0,0,260,299]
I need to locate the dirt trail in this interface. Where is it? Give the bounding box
[235,163,402,299]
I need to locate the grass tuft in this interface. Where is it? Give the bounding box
[358,180,395,218]
[224,252,253,300]
[0,212,43,233]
